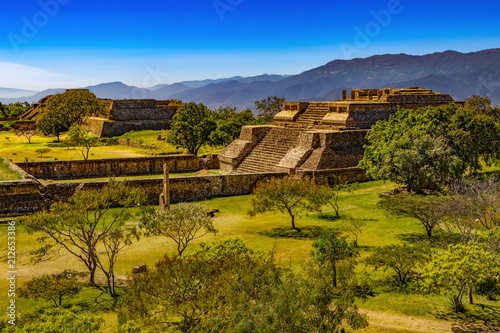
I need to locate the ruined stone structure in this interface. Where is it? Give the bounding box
[85,99,181,137]
[219,88,455,173]
[21,91,181,137]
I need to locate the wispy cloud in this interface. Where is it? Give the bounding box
[0,62,96,91]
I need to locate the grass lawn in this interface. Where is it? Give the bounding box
[0,130,224,163]
[1,179,499,332]
[113,129,224,156]
[0,158,22,181]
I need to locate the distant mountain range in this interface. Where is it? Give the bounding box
[2,49,500,109]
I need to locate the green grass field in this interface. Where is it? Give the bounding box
[0,130,224,164]
[2,179,499,332]
[0,158,22,181]
[113,130,224,156]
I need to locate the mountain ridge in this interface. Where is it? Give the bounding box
[2,49,499,109]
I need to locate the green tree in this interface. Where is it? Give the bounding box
[3,101,31,117]
[379,193,449,238]
[365,244,430,284]
[15,307,103,333]
[311,232,357,288]
[248,177,329,232]
[255,95,286,122]
[18,270,87,306]
[209,107,259,146]
[167,102,217,155]
[21,181,146,297]
[359,101,500,193]
[140,202,218,256]
[67,124,100,160]
[420,242,500,310]
[35,148,51,158]
[36,90,106,142]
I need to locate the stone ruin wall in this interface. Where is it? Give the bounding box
[85,99,180,137]
[0,168,369,217]
[16,155,219,180]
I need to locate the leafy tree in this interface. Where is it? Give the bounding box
[36,90,106,142]
[255,95,286,122]
[420,242,500,310]
[209,107,259,146]
[18,128,36,144]
[248,177,329,232]
[21,181,146,297]
[140,202,218,256]
[167,102,217,155]
[3,101,31,117]
[365,244,430,284]
[359,101,500,193]
[67,124,100,160]
[35,148,51,158]
[379,193,449,238]
[18,270,87,306]
[15,306,103,333]
[119,238,268,332]
[344,217,366,247]
[120,238,367,333]
[311,232,357,288]
[325,181,358,217]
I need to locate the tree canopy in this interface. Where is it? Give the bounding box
[36,90,106,141]
[254,95,286,122]
[248,177,329,231]
[209,106,259,146]
[21,181,146,297]
[167,102,217,155]
[359,96,500,193]
[140,202,218,256]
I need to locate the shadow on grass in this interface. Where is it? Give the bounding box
[397,231,461,248]
[259,226,340,239]
[434,302,500,332]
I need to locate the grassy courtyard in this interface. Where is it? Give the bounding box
[1,179,499,332]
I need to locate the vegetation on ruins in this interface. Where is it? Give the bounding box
[18,270,88,307]
[0,101,31,118]
[209,106,260,146]
[20,181,146,297]
[359,96,500,193]
[248,177,329,231]
[67,124,100,160]
[254,95,286,122]
[36,90,107,142]
[140,202,218,256]
[167,102,217,155]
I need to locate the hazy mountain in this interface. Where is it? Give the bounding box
[0,88,37,99]
[1,49,499,108]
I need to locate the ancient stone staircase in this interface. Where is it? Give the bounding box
[235,127,302,173]
[295,102,330,127]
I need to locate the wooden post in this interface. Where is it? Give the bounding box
[160,163,170,211]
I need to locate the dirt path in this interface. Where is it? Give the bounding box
[361,309,500,333]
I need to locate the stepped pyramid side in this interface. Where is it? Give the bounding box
[219,88,456,174]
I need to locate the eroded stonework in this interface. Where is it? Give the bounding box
[219,88,456,174]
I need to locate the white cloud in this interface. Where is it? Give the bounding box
[0,62,92,91]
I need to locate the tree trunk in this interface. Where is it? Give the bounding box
[468,287,474,304]
[290,213,300,232]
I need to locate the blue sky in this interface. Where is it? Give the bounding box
[1,0,499,90]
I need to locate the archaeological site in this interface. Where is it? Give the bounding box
[1,87,456,217]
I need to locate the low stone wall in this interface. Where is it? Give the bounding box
[16,155,219,180]
[0,168,368,217]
